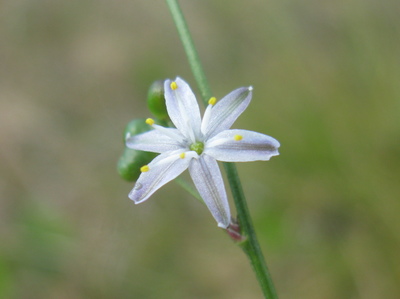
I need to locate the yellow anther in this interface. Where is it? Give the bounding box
[208,97,217,106]
[140,165,150,172]
[179,152,186,159]
[170,81,178,90]
[145,118,155,126]
[234,135,243,141]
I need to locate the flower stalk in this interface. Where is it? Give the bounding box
[165,0,211,104]
[165,0,279,298]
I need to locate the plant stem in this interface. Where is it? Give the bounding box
[165,0,211,105]
[166,0,278,298]
[223,163,278,299]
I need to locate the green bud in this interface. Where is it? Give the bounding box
[147,80,168,120]
[118,118,156,181]
[117,148,156,181]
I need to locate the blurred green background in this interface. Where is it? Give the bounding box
[1,0,399,298]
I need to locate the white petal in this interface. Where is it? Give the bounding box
[129,150,197,204]
[126,129,185,153]
[200,103,213,135]
[164,77,202,142]
[188,155,230,228]
[204,86,252,139]
[205,129,280,162]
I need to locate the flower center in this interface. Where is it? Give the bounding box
[190,141,204,155]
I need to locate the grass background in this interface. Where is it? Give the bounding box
[1,0,399,298]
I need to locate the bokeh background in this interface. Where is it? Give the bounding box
[1,0,399,298]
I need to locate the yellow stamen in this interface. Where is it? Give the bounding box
[170,81,178,90]
[140,165,150,172]
[179,152,186,159]
[208,97,217,106]
[234,135,243,141]
[145,118,155,126]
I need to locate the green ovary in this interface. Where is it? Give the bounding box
[190,142,204,155]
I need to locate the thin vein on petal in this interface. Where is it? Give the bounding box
[189,155,230,228]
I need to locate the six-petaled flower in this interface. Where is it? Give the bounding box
[126,77,280,228]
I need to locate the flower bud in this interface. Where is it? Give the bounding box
[147,80,168,120]
[118,119,156,181]
[117,148,156,181]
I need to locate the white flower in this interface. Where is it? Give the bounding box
[126,77,280,228]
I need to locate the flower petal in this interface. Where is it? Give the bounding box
[204,86,252,139]
[164,77,202,142]
[188,155,230,228]
[129,150,197,204]
[205,129,280,162]
[126,129,185,153]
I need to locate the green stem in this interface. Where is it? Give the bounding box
[223,163,278,299]
[166,1,278,298]
[166,0,211,105]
